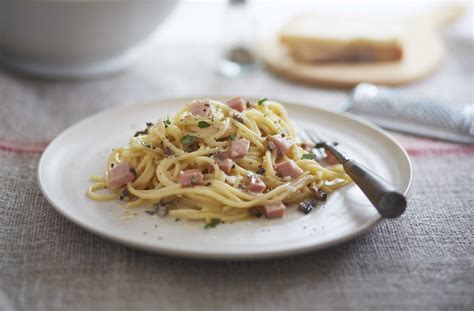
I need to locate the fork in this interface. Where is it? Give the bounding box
[304,129,407,218]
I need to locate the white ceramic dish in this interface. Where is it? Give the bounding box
[38,98,412,260]
[0,1,177,78]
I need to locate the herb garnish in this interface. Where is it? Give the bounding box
[185,142,199,152]
[133,129,148,137]
[302,153,316,160]
[310,187,327,201]
[198,121,211,128]
[204,218,221,229]
[249,207,262,217]
[228,134,237,141]
[133,122,153,137]
[119,189,129,201]
[163,115,171,126]
[298,199,318,214]
[258,98,268,105]
[180,134,197,145]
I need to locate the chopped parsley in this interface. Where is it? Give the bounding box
[249,207,262,217]
[164,115,171,125]
[180,134,197,145]
[258,98,268,105]
[228,134,237,141]
[119,189,129,201]
[134,122,153,137]
[302,153,316,160]
[204,218,221,229]
[198,121,211,128]
[133,129,148,137]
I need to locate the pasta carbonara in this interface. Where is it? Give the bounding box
[87,97,351,226]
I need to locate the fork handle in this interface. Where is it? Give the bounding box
[343,160,407,218]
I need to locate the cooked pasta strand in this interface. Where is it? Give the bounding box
[87,98,351,223]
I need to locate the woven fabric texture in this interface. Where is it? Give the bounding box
[0,37,473,310]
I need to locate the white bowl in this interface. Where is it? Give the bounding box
[0,0,178,78]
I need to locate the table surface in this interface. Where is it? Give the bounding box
[0,2,473,311]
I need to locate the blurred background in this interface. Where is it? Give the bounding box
[1,0,472,148]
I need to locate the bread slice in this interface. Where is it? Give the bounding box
[280,15,404,63]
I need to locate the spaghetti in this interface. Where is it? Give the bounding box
[87,98,351,224]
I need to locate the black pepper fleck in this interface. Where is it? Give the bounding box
[119,189,129,201]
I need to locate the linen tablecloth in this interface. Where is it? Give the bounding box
[1,30,473,311]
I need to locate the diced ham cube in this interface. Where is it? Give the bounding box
[248,175,266,193]
[275,160,303,178]
[225,96,246,112]
[270,134,293,155]
[178,169,204,186]
[216,149,229,159]
[229,139,250,160]
[263,202,286,218]
[216,158,233,174]
[203,164,214,174]
[107,162,136,190]
[189,99,211,117]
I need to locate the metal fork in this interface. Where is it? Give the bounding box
[304,129,407,218]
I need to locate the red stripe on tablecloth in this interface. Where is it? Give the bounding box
[0,137,50,147]
[391,133,474,157]
[406,146,474,156]
[0,144,46,154]
[0,138,49,154]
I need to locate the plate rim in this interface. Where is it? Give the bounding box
[38,97,413,260]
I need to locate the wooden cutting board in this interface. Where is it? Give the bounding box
[261,4,464,88]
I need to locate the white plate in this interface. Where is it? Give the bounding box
[38,98,412,260]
